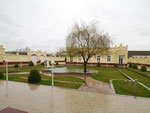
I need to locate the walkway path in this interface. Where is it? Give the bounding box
[79,77,115,94]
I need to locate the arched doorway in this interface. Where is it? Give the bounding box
[31,54,37,65]
[40,55,45,63]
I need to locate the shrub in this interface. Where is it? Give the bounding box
[133,64,138,69]
[28,69,41,83]
[14,64,19,68]
[29,61,34,66]
[0,72,4,78]
[97,62,101,67]
[56,62,59,65]
[141,66,147,72]
[129,63,133,68]
[114,64,118,68]
[41,62,45,65]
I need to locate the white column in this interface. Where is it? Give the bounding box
[46,59,50,67]
[5,59,8,82]
[19,58,22,67]
[51,60,55,87]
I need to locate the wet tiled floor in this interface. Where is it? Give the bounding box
[0,80,150,113]
[79,77,115,94]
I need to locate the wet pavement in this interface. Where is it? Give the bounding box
[0,80,150,113]
[79,77,115,94]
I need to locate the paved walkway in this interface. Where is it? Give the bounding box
[79,77,115,94]
[1,81,150,113]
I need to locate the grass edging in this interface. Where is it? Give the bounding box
[118,69,150,91]
[127,68,150,78]
[117,69,134,81]
[112,79,150,98]
[109,79,116,94]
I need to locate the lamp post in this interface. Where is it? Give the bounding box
[46,59,50,67]
[19,58,22,67]
[51,60,55,87]
[5,59,8,82]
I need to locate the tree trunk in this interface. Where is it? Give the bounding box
[84,61,87,73]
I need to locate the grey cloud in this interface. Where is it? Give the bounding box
[0,0,150,52]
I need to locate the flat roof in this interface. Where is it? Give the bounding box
[128,51,150,57]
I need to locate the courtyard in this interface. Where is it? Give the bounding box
[0,65,150,98]
[0,80,150,113]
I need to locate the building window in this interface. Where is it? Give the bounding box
[78,56,82,61]
[97,56,100,62]
[107,56,111,62]
[88,57,91,61]
[70,57,73,63]
[118,56,123,64]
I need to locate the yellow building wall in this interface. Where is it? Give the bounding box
[128,57,150,65]
[0,45,5,54]
[0,45,65,65]
[67,44,128,64]
[0,54,31,62]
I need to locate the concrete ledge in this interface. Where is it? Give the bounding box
[109,79,116,94]
[118,69,150,91]
[127,68,150,78]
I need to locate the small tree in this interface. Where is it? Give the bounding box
[0,72,4,78]
[29,61,34,66]
[129,63,133,68]
[97,62,101,67]
[133,64,138,69]
[66,21,111,73]
[114,64,118,68]
[141,66,147,72]
[56,62,59,65]
[14,64,19,68]
[28,69,41,83]
[41,62,45,66]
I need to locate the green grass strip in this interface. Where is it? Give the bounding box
[113,80,150,98]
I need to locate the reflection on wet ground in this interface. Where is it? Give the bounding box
[44,67,98,74]
[0,80,150,113]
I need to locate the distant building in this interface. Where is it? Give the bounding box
[66,44,128,66]
[0,45,65,66]
[0,44,150,67]
[67,44,150,67]
[128,51,150,67]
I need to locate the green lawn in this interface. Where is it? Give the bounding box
[54,76,85,83]
[8,73,85,83]
[128,68,150,77]
[0,73,85,89]
[113,80,150,98]
[54,81,82,89]
[0,67,18,72]
[119,69,150,87]
[1,65,150,97]
[19,66,46,72]
[91,68,127,83]
[0,65,47,72]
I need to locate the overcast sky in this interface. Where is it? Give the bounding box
[0,0,150,53]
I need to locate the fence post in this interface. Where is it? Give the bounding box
[134,79,138,96]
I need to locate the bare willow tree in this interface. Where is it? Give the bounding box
[66,21,111,73]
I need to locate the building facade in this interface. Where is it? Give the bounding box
[1,44,150,67]
[66,44,128,66]
[128,51,150,67]
[66,44,150,67]
[0,45,65,66]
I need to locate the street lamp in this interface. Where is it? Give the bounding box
[19,58,22,67]
[5,59,8,82]
[51,60,55,87]
[46,59,50,67]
